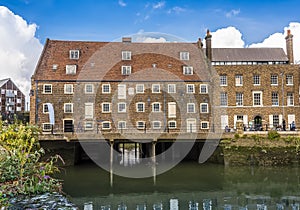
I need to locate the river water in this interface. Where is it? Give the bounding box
[59,150,300,210]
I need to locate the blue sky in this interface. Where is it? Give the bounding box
[1,0,300,44]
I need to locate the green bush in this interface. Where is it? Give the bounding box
[267,130,280,141]
[234,133,240,140]
[251,135,260,142]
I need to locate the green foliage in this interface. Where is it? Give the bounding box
[251,135,260,142]
[234,133,240,140]
[0,122,63,205]
[242,134,248,139]
[267,130,280,141]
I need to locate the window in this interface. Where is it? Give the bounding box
[64,84,73,94]
[186,84,195,93]
[43,84,52,94]
[102,103,111,113]
[85,84,94,94]
[271,92,279,106]
[136,102,145,112]
[200,84,208,94]
[42,123,52,131]
[136,84,144,93]
[64,103,73,113]
[122,51,131,60]
[168,121,177,129]
[286,75,293,85]
[168,84,176,93]
[85,103,94,119]
[271,74,278,85]
[152,84,160,93]
[168,102,176,118]
[220,92,228,106]
[253,75,260,85]
[253,91,262,106]
[66,65,77,75]
[235,75,243,86]
[236,92,243,106]
[201,121,209,129]
[43,104,49,113]
[136,121,145,129]
[16,107,21,112]
[180,52,189,60]
[118,103,126,113]
[273,115,279,127]
[121,66,132,75]
[118,121,126,129]
[69,50,79,59]
[187,103,195,113]
[287,92,294,106]
[85,122,94,130]
[118,84,126,99]
[200,103,209,113]
[152,102,161,112]
[102,121,111,129]
[102,84,111,94]
[220,75,227,86]
[16,98,21,104]
[183,66,193,75]
[152,121,161,129]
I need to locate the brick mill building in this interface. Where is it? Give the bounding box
[30,30,299,135]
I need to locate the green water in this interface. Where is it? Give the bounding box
[59,162,300,209]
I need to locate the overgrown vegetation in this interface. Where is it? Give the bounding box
[267,130,280,141]
[0,122,63,206]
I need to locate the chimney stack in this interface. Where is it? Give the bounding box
[197,38,203,49]
[285,29,294,64]
[205,29,212,61]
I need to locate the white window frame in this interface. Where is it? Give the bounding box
[122,51,131,60]
[200,84,208,94]
[168,120,177,129]
[201,121,210,129]
[42,123,52,131]
[286,74,293,86]
[220,92,228,107]
[200,103,209,113]
[287,92,294,106]
[64,103,73,113]
[43,104,49,114]
[152,121,161,129]
[168,84,176,93]
[152,102,161,112]
[85,84,94,94]
[66,65,77,75]
[271,92,279,106]
[118,102,127,113]
[220,75,227,86]
[118,121,127,129]
[136,102,145,112]
[152,84,160,93]
[64,84,73,94]
[43,84,52,94]
[69,50,80,59]
[85,121,94,130]
[102,84,111,94]
[121,65,132,75]
[85,103,94,119]
[235,75,243,86]
[102,103,111,113]
[186,84,195,94]
[271,74,278,86]
[252,91,263,107]
[102,121,111,130]
[136,121,145,129]
[136,84,144,93]
[253,75,260,86]
[183,66,193,75]
[118,84,126,99]
[180,52,189,60]
[187,103,195,113]
[236,92,243,106]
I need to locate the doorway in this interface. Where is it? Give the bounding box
[254,116,262,131]
[64,119,74,132]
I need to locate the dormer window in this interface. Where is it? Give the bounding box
[69,50,80,59]
[122,51,131,60]
[121,66,132,75]
[66,65,77,75]
[180,52,189,60]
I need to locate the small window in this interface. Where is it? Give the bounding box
[286,75,293,85]
[102,103,111,113]
[253,75,260,85]
[85,122,94,130]
[168,84,176,93]
[42,123,52,131]
[69,50,80,59]
[200,84,208,94]
[287,92,294,106]
[186,84,195,93]
[183,66,193,75]
[102,84,111,94]
[102,121,111,130]
[64,84,73,94]
[200,103,209,113]
[52,64,58,70]
[121,66,132,75]
[43,104,49,113]
[43,84,52,94]
[271,92,279,106]
[122,51,131,60]
[118,103,126,113]
[220,92,228,106]
[201,121,209,129]
[220,75,227,86]
[180,52,189,60]
[136,102,145,112]
[66,65,77,75]
[152,84,160,93]
[235,75,243,86]
[253,91,262,106]
[136,84,144,93]
[236,92,243,106]
[271,74,278,85]
[64,103,73,113]
[152,121,161,129]
[85,84,94,94]
[136,121,145,129]
[152,102,161,112]
[168,121,177,129]
[118,121,126,129]
[85,103,94,119]
[187,103,195,113]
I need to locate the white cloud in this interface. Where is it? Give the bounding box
[225,9,240,18]
[135,35,168,43]
[0,6,43,103]
[153,1,165,9]
[167,6,186,14]
[209,26,245,48]
[118,0,127,7]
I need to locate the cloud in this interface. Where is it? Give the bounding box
[225,9,240,18]
[209,26,245,48]
[0,6,43,103]
[153,1,165,9]
[118,0,127,7]
[167,6,186,14]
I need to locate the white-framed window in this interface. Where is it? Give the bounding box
[187,103,195,113]
[168,120,177,129]
[69,50,80,59]
[183,66,193,75]
[271,92,279,106]
[152,121,161,129]
[253,91,262,106]
[121,65,132,75]
[200,84,208,94]
[200,103,209,113]
[236,92,243,106]
[16,98,21,104]
[102,84,111,94]
[271,74,278,85]
[136,84,144,93]
[220,92,228,106]
[152,84,160,93]
[168,102,176,118]
[287,92,294,106]
[235,75,243,86]
[85,84,94,94]
[136,102,145,112]
[118,121,126,129]
[122,51,131,60]
[43,104,49,113]
[273,115,280,127]
[64,84,73,94]
[220,75,227,86]
[85,121,94,130]
[152,102,161,112]
[136,121,145,129]
[186,84,195,93]
[85,103,94,119]
[201,121,209,129]
[168,84,176,93]
[64,103,73,113]
[253,75,260,85]
[286,74,293,85]
[66,65,77,75]
[42,123,52,131]
[180,52,189,60]
[118,102,126,113]
[16,107,22,112]
[102,121,111,130]
[102,103,111,113]
[43,84,52,94]
[118,84,126,99]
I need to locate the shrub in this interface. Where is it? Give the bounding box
[251,135,260,142]
[267,130,280,141]
[234,133,240,140]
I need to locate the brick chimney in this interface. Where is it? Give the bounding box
[285,29,294,64]
[205,29,212,61]
[197,38,203,49]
